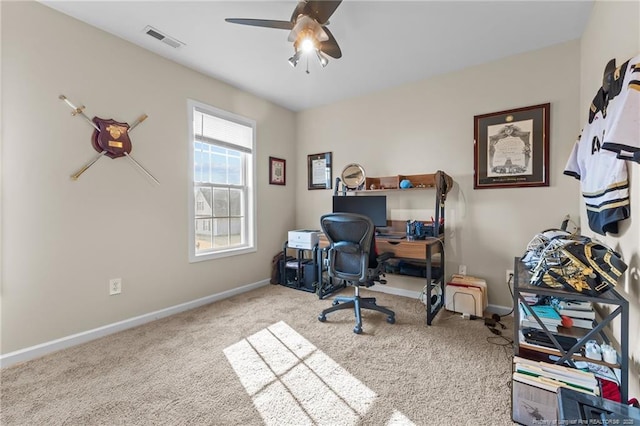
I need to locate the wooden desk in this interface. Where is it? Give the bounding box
[319,234,445,325]
[375,236,443,261]
[377,236,444,325]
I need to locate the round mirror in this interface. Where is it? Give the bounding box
[341,163,366,190]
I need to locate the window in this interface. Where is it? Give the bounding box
[188,100,256,262]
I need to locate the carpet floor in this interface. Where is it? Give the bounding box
[1,284,515,425]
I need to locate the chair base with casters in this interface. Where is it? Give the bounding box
[318,285,395,334]
[318,252,396,334]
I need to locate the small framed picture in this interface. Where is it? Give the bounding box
[269,156,286,185]
[474,103,550,189]
[307,152,332,190]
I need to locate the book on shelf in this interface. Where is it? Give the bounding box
[520,319,558,332]
[521,303,562,326]
[520,292,539,305]
[565,317,594,329]
[557,300,592,311]
[555,307,596,320]
[515,356,598,387]
[513,356,599,396]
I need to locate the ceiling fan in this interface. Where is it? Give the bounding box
[225,0,343,71]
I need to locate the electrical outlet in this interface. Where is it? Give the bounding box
[458,264,467,275]
[506,270,514,285]
[109,278,122,295]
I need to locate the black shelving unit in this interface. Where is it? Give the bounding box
[280,242,344,299]
[513,257,630,403]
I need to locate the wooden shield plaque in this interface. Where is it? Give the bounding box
[91,117,132,158]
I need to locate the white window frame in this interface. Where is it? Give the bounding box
[187,99,256,262]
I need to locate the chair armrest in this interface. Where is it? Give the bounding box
[376,251,394,263]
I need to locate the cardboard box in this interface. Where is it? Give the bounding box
[287,229,320,250]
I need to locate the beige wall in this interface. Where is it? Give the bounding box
[296,41,582,308]
[579,0,640,400]
[0,2,297,354]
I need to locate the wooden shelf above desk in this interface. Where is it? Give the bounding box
[363,173,436,191]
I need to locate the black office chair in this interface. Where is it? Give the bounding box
[318,213,396,334]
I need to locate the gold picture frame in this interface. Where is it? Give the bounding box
[474,103,550,189]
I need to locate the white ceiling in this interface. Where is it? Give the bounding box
[41,1,594,112]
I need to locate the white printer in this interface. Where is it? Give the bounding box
[287,229,320,250]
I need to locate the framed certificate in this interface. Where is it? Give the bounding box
[474,103,550,189]
[307,152,332,190]
[269,156,286,185]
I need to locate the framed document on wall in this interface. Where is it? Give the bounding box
[307,152,332,190]
[269,156,286,185]
[474,103,550,189]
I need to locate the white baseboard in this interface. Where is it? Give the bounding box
[366,285,421,300]
[0,279,270,369]
[486,304,513,316]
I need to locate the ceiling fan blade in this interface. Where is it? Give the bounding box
[290,1,308,23]
[302,0,342,25]
[319,27,341,58]
[225,18,294,30]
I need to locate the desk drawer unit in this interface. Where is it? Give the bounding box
[376,239,442,260]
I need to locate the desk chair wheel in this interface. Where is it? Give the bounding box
[353,325,362,334]
[387,316,395,324]
[318,314,327,322]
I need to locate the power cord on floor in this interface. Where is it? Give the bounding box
[498,272,515,319]
[484,313,514,355]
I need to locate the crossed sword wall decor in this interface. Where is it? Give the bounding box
[59,95,159,184]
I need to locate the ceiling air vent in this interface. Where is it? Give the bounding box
[143,26,185,49]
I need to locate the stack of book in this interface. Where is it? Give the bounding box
[520,291,540,305]
[554,300,595,329]
[512,356,600,426]
[520,303,563,332]
[513,356,600,396]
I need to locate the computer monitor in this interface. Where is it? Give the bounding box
[332,195,387,227]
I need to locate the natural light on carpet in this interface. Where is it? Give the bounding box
[223,321,415,425]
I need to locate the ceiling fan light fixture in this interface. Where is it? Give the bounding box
[316,50,329,67]
[294,27,319,54]
[288,50,303,67]
[226,1,343,69]
[300,37,316,53]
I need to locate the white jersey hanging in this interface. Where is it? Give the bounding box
[601,54,640,161]
[564,86,630,235]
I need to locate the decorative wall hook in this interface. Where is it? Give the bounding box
[59,95,159,184]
